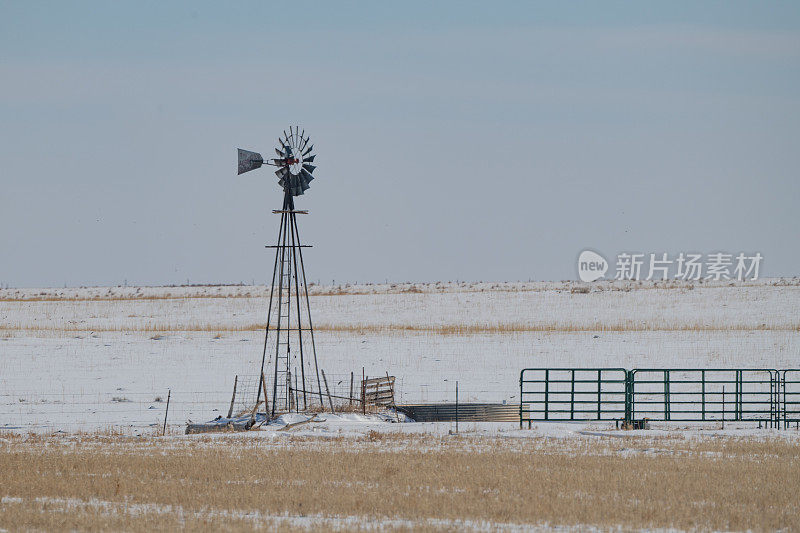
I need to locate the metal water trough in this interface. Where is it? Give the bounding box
[397,403,518,422]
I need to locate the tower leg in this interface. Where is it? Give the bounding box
[256,206,285,410]
[259,192,322,415]
[287,202,309,410]
[291,209,324,408]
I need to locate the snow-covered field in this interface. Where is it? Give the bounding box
[1,279,798,432]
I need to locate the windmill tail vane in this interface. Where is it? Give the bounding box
[235,126,323,416]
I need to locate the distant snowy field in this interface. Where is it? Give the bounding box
[1,279,798,432]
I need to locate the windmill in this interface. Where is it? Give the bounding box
[237,127,322,417]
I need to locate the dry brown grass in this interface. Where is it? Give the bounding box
[2,320,798,335]
[2,278,794,302]
[313,321,800,335]
[0,294,232,303]
[0,433,798,531]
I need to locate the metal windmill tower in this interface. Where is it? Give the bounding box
[237,127,323,416]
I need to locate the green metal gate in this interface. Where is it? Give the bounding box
[628,369,779,426]
[781,370,800,428]
[520,367,787,428]
[519,368,628,428]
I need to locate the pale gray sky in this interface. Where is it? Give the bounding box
[1,2,799,287]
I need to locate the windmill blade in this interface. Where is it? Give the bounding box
[302,163,316,174]
[287,175,299,196]
[303,154,315,163]
[237,149,264,175]
[275,147,286,158]
[302,145,313,156]
[277,169,309,197]
[275,167,288,179]
[300,168,314,184]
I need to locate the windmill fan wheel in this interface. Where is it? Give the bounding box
[274,126,316,196]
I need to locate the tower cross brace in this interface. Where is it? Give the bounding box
[256,192,323,416]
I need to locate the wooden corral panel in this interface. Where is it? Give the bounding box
[362,376,395,407]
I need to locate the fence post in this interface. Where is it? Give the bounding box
[736,370,741,421]
[321,369,335,414]
[349,372,354,408]
[570,369,575,420]
[597,369,601,420]
[628,370,635,423]
[519,370,523,430]
[701,370,705,421]
[544,369,549,421]
[624,371,632,425]
[227,375,238,418]
[774,371,779,429]
[784,370,789,430]
[455,381,459,434]
[162,389,171,436]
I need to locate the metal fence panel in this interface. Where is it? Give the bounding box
[519,368,628,427]
[782,370,800,426]
[520,367,787,428]
[629,369,778,423]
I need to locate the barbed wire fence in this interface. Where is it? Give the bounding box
[1,372,518,432]
[0,390,231,433]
